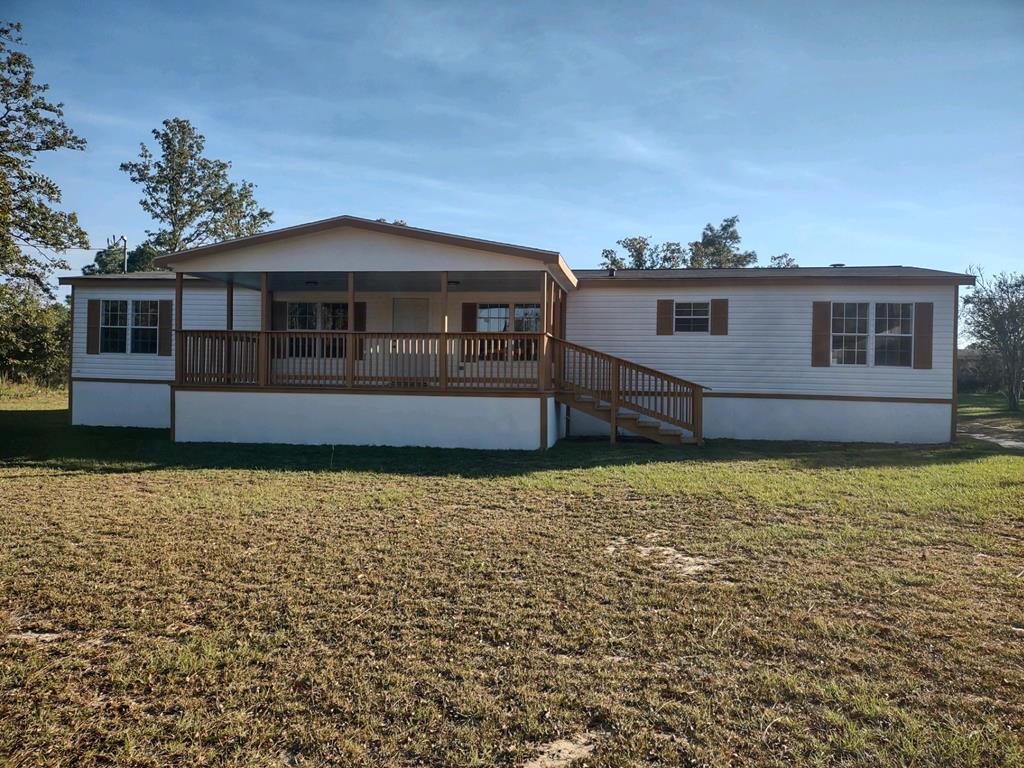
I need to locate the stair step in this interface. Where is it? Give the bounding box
[658,425,685,435]
[575,394,594,403]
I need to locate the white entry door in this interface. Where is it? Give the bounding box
[391,299,432,383]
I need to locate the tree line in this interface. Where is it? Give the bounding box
[0,18,1021,409]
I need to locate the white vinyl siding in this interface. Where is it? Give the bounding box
[564,284,955,399]
[71,283,261,380]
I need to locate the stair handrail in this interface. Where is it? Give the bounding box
[549,336,707,442]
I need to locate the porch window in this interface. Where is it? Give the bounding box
[674,302,710,333]
[476,304,510,332]
[100,300,128,353]
[287,302,348,357]
[874,302,913,367]
[831,302,869,365]
[513,303,541,332]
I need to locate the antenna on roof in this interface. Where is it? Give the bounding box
[106,235,128,273]
[829,263,845,268]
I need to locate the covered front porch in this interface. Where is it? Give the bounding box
[173,269,569,393]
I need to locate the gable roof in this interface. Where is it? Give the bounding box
[575,266,975,287]
[152,214,565,268]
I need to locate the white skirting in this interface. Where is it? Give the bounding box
[71,381,171,428]
[174,390,548,450]
[568,396,952,444]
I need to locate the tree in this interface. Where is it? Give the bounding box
[0,280,69,386]
[375,218,407,226]
[599,235,685,270]
[120,118,272,254]
[962,271,1024,410]
[599,216,791,270]
[687,216,758,269]
[82,241,162,274]
[0,21,88,292]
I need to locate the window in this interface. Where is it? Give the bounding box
[831,302,869,365]
[513,303,541,332]
[874,302,913,366]
[100,300,128,353]
[476,304,510,332]
[674,302,710,333]
[130,300,159,354]
[287,302,349,357]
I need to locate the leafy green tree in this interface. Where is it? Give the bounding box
[374,218,407,225]
[687,216,758,269]
[599,236,685,270]
[770,253,798,268]
[0,21,88,292]
[600,217,791,270]
[963,271,1024,410]
[0,280,69,386]
[82,241,162,274]
[120,118,272,254]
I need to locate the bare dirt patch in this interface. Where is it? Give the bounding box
[523,731,600,768]
[606,533,715,575]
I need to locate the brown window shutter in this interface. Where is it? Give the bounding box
[86,299,100,354]
[354,301,367,360]
[709,299,729,335]
[157,300,172,356]
[461,302,478,361]
[656,299,674,335]
[271,301,287,330]
[913,302,933,369]
[811,301,831,367]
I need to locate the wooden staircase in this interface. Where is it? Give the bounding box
[550,338,706,446]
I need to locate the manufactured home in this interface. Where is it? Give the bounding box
[59,215,973,450]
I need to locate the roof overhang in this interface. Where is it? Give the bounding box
[151,215,577,288]
[576,274,976,289]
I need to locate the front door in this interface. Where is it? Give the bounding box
[391,299,432,384]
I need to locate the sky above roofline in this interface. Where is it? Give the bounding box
[11,0,1023,299]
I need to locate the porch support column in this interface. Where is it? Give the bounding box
[346,271,355,388]
[258,272,269,386]
[439,271,448,390]
[539,272,550,391]
[224,278,234,384]
[174,271,183,385]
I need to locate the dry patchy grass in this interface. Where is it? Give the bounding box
[1,390,1022,766]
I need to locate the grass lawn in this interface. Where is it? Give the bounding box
[1,387,1022,767]
[959,392,1024,439]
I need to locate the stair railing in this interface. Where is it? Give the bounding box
[550,337,705,443]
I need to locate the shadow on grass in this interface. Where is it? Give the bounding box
[0,406,1013,478]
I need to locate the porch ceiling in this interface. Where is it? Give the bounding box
[188,270,546,293]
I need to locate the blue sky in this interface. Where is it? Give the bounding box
[13,0,1023,291]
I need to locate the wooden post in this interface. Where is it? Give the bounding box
[693,386,703,445]
[174,272,183,385]
[609,358,619,444]
[258,272,269,386]
[539,273,550,391]
[346,271,355,388]
[224,279,233,384]
[439,271,448,390]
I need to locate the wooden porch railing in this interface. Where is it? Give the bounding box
[176,330,705,442]
[178,330,545,391]
[550,337,704,439]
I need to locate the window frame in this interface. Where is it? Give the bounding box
[873,302,914,367]
[673,301,711,333]
[99,298,161,355]
[830,302,870,366]
[286,301,349,358]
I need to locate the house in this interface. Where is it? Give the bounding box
[58,215,974,449]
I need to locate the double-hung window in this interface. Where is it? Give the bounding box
[100,300,129,353]
[830,302,869,365]
[130,300,159,353]
[99,299,159,355]
[674,302,710,332]
[513,303,540,360]
[874,303,913,367]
